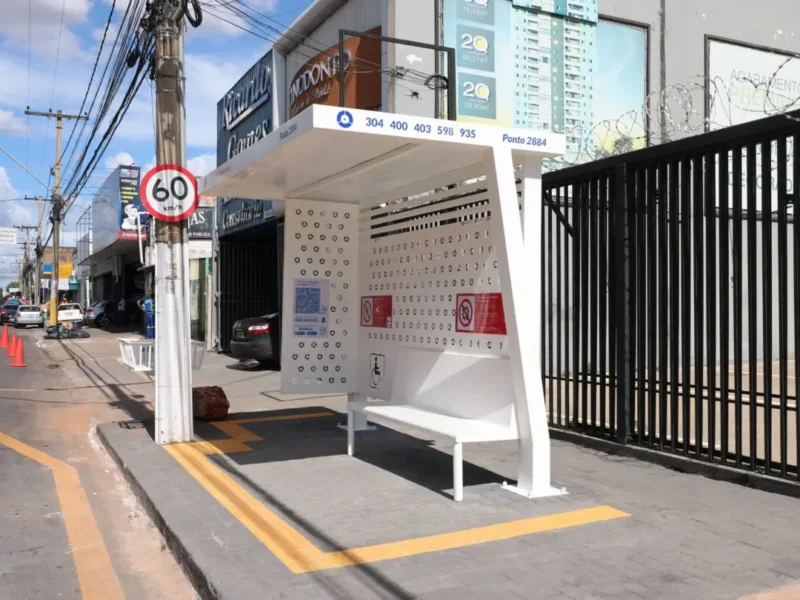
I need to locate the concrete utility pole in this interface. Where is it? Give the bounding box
[14,227,37,301]
[153,1,193,443]
[26,109,88,323]
[24,196,44,305]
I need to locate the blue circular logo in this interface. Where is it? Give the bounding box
[337,110,354,128]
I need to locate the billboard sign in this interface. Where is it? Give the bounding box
[118,166,148,241]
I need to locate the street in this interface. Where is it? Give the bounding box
[0,327,195,599]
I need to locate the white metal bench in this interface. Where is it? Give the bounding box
[119,338,206,373]
[347,348,518,501]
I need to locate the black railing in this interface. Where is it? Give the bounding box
[542,109,800,482]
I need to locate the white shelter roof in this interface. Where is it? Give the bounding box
[200,105,565,206]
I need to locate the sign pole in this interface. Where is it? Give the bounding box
[153,6,193,444]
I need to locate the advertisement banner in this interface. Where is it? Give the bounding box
[707,38,798,207]
[118,166,147,241]
[444,0,647,165]
[288,27,383,118]
[0,227,17,245]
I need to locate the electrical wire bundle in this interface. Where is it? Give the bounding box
[200,0,447,100]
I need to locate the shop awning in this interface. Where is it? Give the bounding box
[200,105,564,206]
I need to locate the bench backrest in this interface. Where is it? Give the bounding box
[389,348,517,428]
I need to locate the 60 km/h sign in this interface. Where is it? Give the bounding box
[140,164,199,222]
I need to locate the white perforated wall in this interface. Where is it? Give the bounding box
[281,200,359,394]
[357,178,521,399]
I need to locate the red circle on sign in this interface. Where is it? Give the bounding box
[458,298,473,327]
[140,163,199,223]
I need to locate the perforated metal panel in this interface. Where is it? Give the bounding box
[357,177,520,399]
[281,200,359,393]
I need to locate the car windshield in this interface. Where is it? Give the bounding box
[2,304,16,310]
[58,304,81,311]
[18,306,39,312]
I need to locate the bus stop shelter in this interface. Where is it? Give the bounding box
[200,104,565,500]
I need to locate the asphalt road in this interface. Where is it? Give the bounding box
[0,326,196,600]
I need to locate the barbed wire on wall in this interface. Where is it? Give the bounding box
[555,53,800,169]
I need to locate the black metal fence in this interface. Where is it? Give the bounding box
[541,110,800,482]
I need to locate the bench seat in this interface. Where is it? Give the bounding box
[346,349,519,501]
[349,401,517,444]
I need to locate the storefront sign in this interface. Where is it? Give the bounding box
[223,55,272,131]
[118,166,148,240]
[219,199,268,233]
[216,51,276,233]
[188,208,214,239]
[288,27,383,118]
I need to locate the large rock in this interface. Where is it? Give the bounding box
[192,386,230,421]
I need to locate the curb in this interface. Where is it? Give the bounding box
[549,428,800,499]
[97,424,219,600]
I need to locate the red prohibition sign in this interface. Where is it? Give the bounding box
[458,298,473,328]
[140,163,199,223]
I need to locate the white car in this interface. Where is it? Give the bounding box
[14,305,44,328]
[57,303,85,324]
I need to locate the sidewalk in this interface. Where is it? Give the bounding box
[49,333,800,599]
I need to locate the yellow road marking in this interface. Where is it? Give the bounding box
[0,388,36,392]
[0,432,125,600]
[165,412,629,574]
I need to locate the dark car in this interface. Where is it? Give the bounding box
[1,304,19,324]
[230,313,280,365]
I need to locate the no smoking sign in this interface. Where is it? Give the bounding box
[141,164,199,222]
[455,293,507,335]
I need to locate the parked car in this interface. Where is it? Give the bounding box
[13,305,44,328]
[230,313,280,365]
[57,303,84,324]
[84,301,111,328]
[1,303,19,324]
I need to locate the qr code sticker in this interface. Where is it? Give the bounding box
[295,287,321,314]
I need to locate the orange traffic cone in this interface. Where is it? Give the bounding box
[0,324,8,349]
[5,332,17,358]
[10,338,25,367]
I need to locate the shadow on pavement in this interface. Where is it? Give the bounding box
[53,340,154,421]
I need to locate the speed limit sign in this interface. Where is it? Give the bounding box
[140,164,199,222]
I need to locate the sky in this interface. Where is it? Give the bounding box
[0,0,314,289]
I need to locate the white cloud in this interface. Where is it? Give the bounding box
[143,155,156,173]
[187,153,216,177]
[0,110,28,136]
[0,167,36,227]
[104,151,136,169]
[192,0,281,39]
[0,0,92,60]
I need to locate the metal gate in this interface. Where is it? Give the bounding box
[217,239,281,351]
[542,110,799,483]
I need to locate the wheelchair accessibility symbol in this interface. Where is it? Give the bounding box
[337,110,354,128]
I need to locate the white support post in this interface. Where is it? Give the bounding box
[453,442,463,502]
[339,392,375,433]
[484,147,564,499]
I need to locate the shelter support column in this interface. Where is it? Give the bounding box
[484,147,563,498]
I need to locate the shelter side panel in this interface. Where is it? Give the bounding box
[358,182,510,399]
[281,200,359,394]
